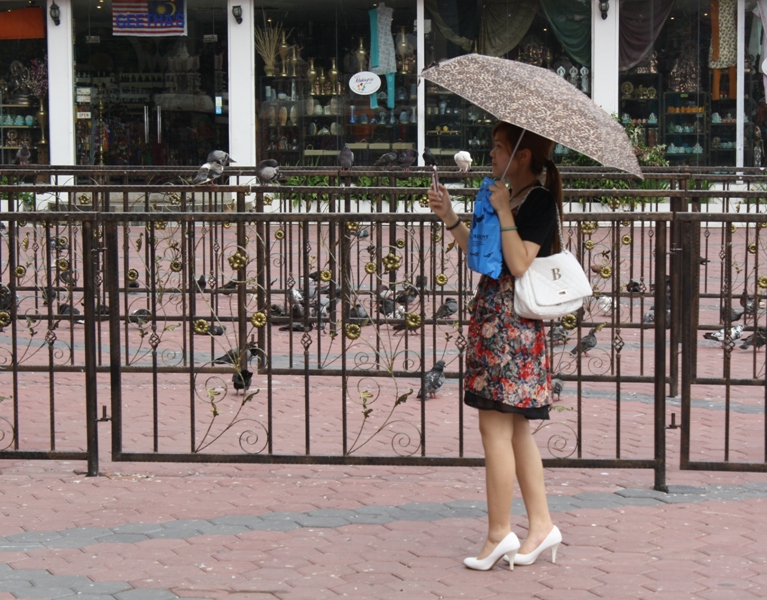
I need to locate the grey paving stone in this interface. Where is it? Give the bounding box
[0,563,12,572]
[568,499,627,510]
[57,595,125,600]
[6,531,62,543]
[209,515,265,526]
[615,488,669,499]
[444,500,487,510]
[437,508,487,519]
[145,529,198,539]
[116,589,179,600]
[307,508,355,518]
[58,527,113,539]
[10,586,75,598]
[30,575,93,588]
[0,568,50,581]
[71,580,133,594]
[0,580,34,592]
[393,511,442,522]
[741,481,767,492]
[352,506,407,517]
[0,542,42,552]
[96,533,151,544]
[246,520,300,532]
[292,516,351,528]
[197,525,251,536]
[110,524,165,535]
[666,485,707,495]
[344,514,395,525]
[398,502,448,512]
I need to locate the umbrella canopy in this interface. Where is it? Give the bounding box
[420,54,643,179]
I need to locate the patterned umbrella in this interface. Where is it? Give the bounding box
[421,54,643,178]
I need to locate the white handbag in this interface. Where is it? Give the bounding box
[513,207,592,320]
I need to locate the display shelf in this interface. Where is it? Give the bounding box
[0,94,43,165]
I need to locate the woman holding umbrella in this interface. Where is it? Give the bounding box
[427,122,562,570]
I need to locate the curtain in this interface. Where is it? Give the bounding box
[424,0,477,54]
[539,0,591,66]
[480,0,538,57]
[619,0,676,71]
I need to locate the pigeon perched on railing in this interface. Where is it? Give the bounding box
[255,159,281,183]
[338,144,354,171]
[422,147,438,167]
[207,150,236,166]
[15,143,31,165]
[417,360,446,399]
[397,148,418,171]
[193,161,224,185]
[454,150,472,172]
[374,151,398,167]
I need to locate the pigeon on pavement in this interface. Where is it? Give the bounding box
[15,143,31,165]
[232,369,253,394]
[703,324,743,343]
[551,375,564,400]
[279,322,314,332]
[417,360,446,399]
[422,147,438,167]
[570,325,605,356]
[454,150,472,172]
[741,327,767,350]
[255,159,281,183]
[193,161,224,184]
[207,150,235,166]
[59,303,84,324]
[374,151,398,167]
[434,297,458,320]
[338,144,354,171]
[397,148,418,171]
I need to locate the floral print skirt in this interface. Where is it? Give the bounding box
[464,270,551,419]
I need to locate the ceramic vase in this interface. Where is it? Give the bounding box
[36,98,47,144]
[356,38,367,72]
[307,59,317,95]
[279,31,289,77]
[328,58,339,96]
[396,27,409,75]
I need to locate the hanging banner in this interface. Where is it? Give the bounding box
[112,1,187,37]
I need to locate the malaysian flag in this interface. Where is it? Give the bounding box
[113,0,187,36]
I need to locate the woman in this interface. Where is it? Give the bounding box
[428,122,562,571]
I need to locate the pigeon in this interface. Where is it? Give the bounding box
[270,303,288,316]
[422,147,438,167]
[703,324,743,343]
[213,345,257,365]
[417,360,446,399]
[338,144,354,171]
[232,369,252,394]
[642,305,670,327]
[397,148,418,171]
[42,286,58,306]
[192,275,207,293]
[434,297,458,320]
[396,284,420,307]
[740,293,765,315]
[215,281,239,294]
[374,151,398,167]
[193,161,224,184]
[551,375,564,400]
[129,308,152,325]
[548,324,568,345]
[415,275,428,290]
[720,306,744,323]
[597,296,617,314]
[625,280,642,294]
[209,323,226,336]
[349,304,371,326]
[207,150,235,166]
[741,327,767,350]
[352,228,370,239]
[255,159,281,183]
[570,324,605,356]
[59,303,84,324]
[279,322,314,332]
[454,150,472,172]
[14,143,31,165]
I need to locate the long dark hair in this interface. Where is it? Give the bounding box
[492,122,564,252]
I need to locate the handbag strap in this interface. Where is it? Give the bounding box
[514,185,565,251]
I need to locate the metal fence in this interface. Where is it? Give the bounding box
[0,165,766,491]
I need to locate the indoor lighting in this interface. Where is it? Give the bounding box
[232,5,243,24]
[49,0,60,26]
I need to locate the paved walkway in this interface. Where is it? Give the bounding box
[0,456,766,600]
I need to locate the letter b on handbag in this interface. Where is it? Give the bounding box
[514,251,593,320]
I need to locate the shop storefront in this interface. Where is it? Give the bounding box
[1,0,765,170]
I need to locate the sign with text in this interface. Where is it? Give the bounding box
[112,0,187,37]
[348,71,381,96]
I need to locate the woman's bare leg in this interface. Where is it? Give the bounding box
[475,410,516,559]
[512,414,555,554]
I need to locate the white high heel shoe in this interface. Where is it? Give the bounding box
[507,526,562,566]
[463,531,520,571]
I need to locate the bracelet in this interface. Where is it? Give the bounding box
[500,226,518,232]
[445,218,463,231]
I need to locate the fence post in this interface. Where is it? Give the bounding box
[654,218,668,492]
[82,218,100,476]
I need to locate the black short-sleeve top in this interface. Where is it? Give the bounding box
[514,185,558,257]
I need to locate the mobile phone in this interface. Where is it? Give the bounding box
[431,165,440,191]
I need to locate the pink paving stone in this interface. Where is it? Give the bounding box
[536,591,602,600]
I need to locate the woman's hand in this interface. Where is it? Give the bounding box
[428,184,455,224]
[488,180,512,219]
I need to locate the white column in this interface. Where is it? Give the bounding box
[227,0,256,173]
[591,0,620,117]
[416,0,425,166]
[47,0,75,168]
[737,0,745,167]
